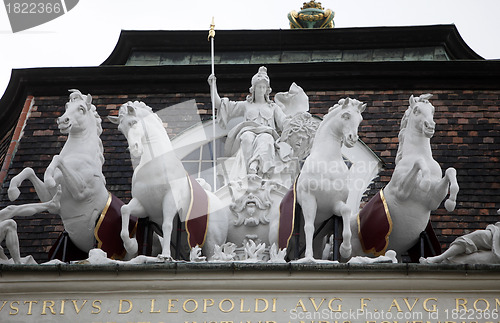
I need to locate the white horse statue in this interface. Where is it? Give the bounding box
[350,94,459,260]
[296,98,366,261]
[5,90,111,257]
[108,101,228,260]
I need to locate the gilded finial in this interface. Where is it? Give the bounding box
[301,1,324,10]
[208,16,215,41]
[288,0,334,29]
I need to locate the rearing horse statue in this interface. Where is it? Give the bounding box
[296,98,366,261]
[350,94,459,260]
[4,90,110,255]
[109,101,228,260]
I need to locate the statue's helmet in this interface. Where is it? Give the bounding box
[251,66,270,88]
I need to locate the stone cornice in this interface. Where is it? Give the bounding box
[1,263,499,294]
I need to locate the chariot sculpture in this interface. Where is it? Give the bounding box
[8,68,500,266]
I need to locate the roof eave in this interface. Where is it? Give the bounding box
[101,24,483,66]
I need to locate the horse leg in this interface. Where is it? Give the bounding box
[0,220,21,264]
[43,155,60,189]
[0,186,62,222]
[416,159,431,192]
[204,197,229,261]
[336,202,352,259]
[427,167,458,211]
[120,198,146,256]
[51,157,96,200]
[298,191,317,261]
[268,216,280,250]
[394,159,425,200]
[444,167,459,212]
[8,167,52,202]
[348,216,364,258]
[159,192,178,261]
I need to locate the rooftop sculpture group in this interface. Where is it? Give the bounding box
[2,65,498,266]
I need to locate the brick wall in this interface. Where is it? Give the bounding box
[1,89,499,262]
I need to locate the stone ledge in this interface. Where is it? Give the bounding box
[2,262,500,273]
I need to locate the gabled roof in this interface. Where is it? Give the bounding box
[102,24,483,66]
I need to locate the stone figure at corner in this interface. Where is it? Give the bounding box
[208,66,288,178]
[421,210,500,264]
[0,219,22,264]
[0,187,61,263]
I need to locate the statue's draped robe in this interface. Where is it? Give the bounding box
[218,98,287,175]
[450,222,500,263]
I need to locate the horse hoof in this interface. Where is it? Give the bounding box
[7,187,20,201]
[340,244,352,259]
[444,199,456,212]
[419,257,429,264]
[294,256,316,263]
[124,238,138,255]
[158,254,173,262]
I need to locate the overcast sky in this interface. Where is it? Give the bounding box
[0,0,499,99]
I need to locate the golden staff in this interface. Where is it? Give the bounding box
[208,17,217,191]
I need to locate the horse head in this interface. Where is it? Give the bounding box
[108,101,148,157]
[405,93,436,138]
[58,89,101,136]
[325,97,366,148]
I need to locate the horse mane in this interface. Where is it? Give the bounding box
[119,101,164,126]
[395,93,433,164]
[68,89,104,166]
[319,97,363,131]
[317,100,343,134]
